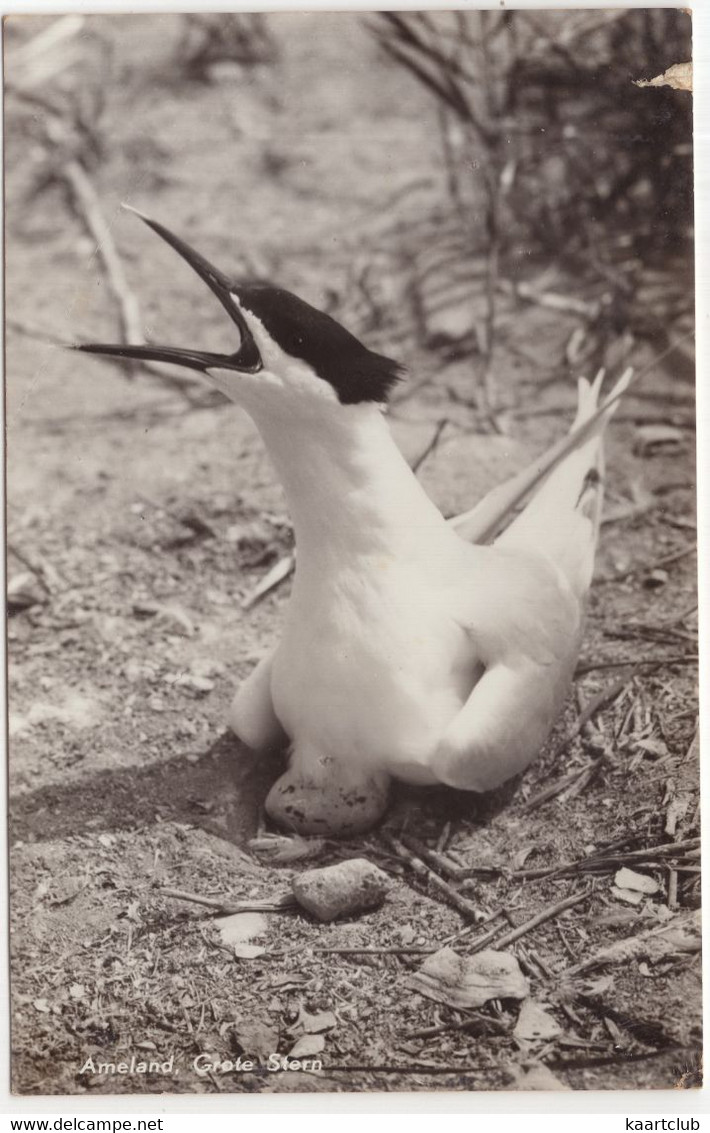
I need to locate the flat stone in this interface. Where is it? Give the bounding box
[215,912,268,946]
[614,868,660,895]
[407,946,529,1009]
[291,859,390,922]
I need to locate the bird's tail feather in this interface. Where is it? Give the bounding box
[492,367,631,595]
[450,366,632,549]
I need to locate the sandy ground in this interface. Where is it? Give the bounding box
[6,12,700,1096]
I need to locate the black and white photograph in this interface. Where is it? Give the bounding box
[4,5,699,1099]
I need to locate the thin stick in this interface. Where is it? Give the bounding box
[315,945,434,956]
[471,888,590,953]
[60,159,143,348]
[436,821,452,854]
[404,1010,506,1041]
[324,1062,488,1075]
[547,1047,682,1072]
[598,542,696,584]
[667,868,679,911]
[438,907,507,948]
[454,918,508,953]
[44,129,203,403]
[384,834,485,922]
[12,15,85,66]
[241,553,295,611]
[552,674,632,759]
[604,625,697,647]
[648,543,697,570]
[479,171,501,415]
[601,498,657,526]
[575,656,695,675]
[519,674,633,813]
[497,277,600,319]
[156,885,296,915]
[521,760,598,815]
[513,839,699,882]
[399,833,464,879]
[6,542,57,594]
[411,417,449,474]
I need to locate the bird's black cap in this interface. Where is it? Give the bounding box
[76,209,405,405]
[236,284,404,404]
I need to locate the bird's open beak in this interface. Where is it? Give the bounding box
[75,207,262,374]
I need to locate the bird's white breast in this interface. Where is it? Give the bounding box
[270,556,478,784]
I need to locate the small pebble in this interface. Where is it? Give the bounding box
[176,674,215,694]
[643,568,669,589]
[291,858,390,922]
[514,999,562,1042]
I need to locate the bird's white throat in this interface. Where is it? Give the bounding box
[248,400,454,570]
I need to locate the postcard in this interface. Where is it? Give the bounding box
[5,7,698,1099]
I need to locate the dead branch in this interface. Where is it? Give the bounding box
[315,945,433,956]
[155,885,296,915]
[399,833,464,880]
[59,160,143,348]
[241,553,296,611]
[519,673,633,814]
[411,418,450,474]
[575,656,696,676]
[497,278,600,319]
[383,834,485,922]
[473,888,590,953]
[513,838,700,881]
[10,15,85,88]
[10,90,207,404]
[562,909,700,977]
[598,541,696,584]
[520,759,602,815]
[7,541,65,593]
[404,1009,507,1041]
[324,1061,488,1075]
[548,1047,683,1073]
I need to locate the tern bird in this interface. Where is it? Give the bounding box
[78,210,631,836]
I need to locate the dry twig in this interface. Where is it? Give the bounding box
[404,1009,507,1041]
[513,838,699,882]
[241,553,296,611]
[519,674,633,813]
[399,833,463,879]
[575,656,695,676]
[411,417,450,473]
[471,888,590,953]
[60,161,143,349]
[155,885,296,915]
[383,833,485,922]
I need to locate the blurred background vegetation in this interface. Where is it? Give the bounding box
[5,9,693,419]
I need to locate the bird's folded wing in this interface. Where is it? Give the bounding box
[431,651,577,792]
[434,545,584,791]
[230,647,287,751]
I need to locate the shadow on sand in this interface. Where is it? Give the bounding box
[10,732,284,847]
